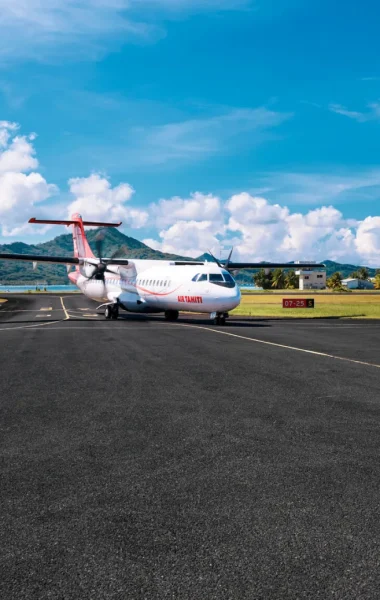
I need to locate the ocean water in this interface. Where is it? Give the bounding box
[0,285,78,292]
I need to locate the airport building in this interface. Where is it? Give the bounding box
[295,262,326,290]
[341,278,374,290]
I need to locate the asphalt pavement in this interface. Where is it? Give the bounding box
[1,294,380,599]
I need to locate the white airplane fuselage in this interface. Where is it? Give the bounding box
[69,259,241,316]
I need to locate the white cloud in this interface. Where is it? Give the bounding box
[0,122,57,236]
[132,107,292,164]
[144,220,224,258]
[0,133,38,174]
[0,0,251,62]
[329,102,380,123]
[67,173,148,228]
[355,217,380,263]
[151,192,222,227]
[263,171,380,206]
[144,191,380,266]
[0,121,18,147]
[145,191,225,256]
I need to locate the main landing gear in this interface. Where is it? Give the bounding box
[165,310,179,322]
[105,304,119,320]
[213,312,228,326]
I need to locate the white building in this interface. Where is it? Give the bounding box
[341,278,374,290]
[295,263,326,290]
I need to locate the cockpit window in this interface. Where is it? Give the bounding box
[210,272,236,288]
[192,274,200,281]
[224,273,235,285]
[209,274,224,282]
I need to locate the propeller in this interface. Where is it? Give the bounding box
[85,231,124,284]
[207,247,233,270]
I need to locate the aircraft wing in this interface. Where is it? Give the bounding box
[0,253,132,266]
[224,262,326,269]
[0,253,79,265]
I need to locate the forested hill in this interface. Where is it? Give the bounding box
[0,228,188,284]
[0,229,377,284]
[323,260,378,279]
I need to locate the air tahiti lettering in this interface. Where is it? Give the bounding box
[178,296,203,303]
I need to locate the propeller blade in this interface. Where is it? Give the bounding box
[224,247,233,270]
[207,249,222,268]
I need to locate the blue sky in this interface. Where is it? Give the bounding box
[1,0,380,264]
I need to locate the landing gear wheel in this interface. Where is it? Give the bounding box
[165,310,179,322]
[213,314,226,326]
[111,305,119,320]
[105,305,112,320]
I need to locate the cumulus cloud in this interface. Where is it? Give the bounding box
[150,192,222,227]
[144,191,380,266]
[144,220,223,258]
[67,173,148,228]
[143,191,225,256]
[355,217,380,263]
[0,122,57,236]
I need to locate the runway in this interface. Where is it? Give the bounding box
[1,294,380,599]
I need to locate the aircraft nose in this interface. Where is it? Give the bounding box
[223,286,241,310]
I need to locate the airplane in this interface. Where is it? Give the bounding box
[0,214,325,325]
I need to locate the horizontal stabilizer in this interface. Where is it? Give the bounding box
[29,218,121,227]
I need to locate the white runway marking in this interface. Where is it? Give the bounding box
[60,296,70,320]
[170,323,380,370]
[0,321,62,331]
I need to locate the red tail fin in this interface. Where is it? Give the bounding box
[29,215,121,259]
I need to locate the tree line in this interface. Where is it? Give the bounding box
[327,267,380,290]
[253,268,299,290]
[253,267,380,290]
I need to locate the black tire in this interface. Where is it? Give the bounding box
[213,315,226,326]
[111,305,119,320]
[165,310,179,322]
[105,306,112,320]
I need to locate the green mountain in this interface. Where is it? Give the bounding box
[0,228,189,284]
[0,229,378,284]
[322,260,378,279]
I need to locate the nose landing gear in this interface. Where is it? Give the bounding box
[213,312,228,326]
[105,304,119,320]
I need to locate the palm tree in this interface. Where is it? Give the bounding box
[271,268,285,289]
[253,269,272,289]
[358,267,369,280]
[327,271,343,289]
[284,269,299,289]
